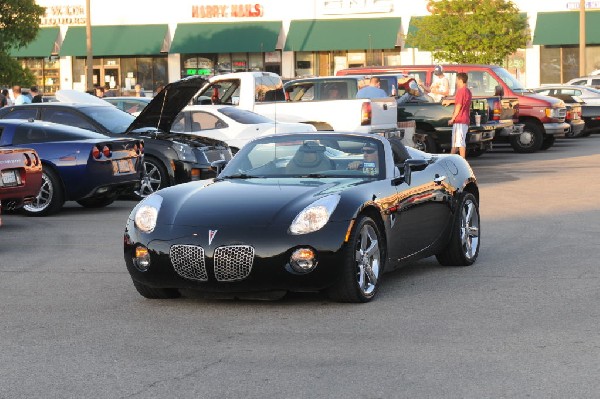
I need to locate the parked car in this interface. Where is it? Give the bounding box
[566,76,600,89]
[0,147,43,224]
[172,104,316,153]
[531,85,600,106]
[124,131,480,303]
[529,86,588,137]
[0,119,143,216]
[0,76,233,198]
[103,97,152,116]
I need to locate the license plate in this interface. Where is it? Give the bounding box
[1,170,18,186]
[113,159,132,174]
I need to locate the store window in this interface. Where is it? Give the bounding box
[182,55,215,77]
[19,57,60,95]
[249,53,264,71]
[232,53,248,72]
[540,46,561,84]
[383,49,401,66]
[295,52,314,77]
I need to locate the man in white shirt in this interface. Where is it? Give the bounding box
[13,86,32,105]
[426,65,450,102]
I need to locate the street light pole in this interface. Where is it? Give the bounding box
[580,0,586,76]
[86,0,93,92]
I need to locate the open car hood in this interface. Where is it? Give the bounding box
[125,76,208,133]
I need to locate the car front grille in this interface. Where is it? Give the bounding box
[214,245,254,282]
[170,245,208,281]
[169,244,254,282]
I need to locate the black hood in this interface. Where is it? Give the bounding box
[125,76,207,133]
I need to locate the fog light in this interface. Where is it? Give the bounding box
[290,248,317,273]
[133,245,151,271]
[191,168,201,180]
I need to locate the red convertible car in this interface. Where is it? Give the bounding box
[0,148,43,225]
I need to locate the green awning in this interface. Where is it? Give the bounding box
[534,11,600,45]
[171,21,281,53]
[284,18,401,51]
[10,27,60,57]
[60,25,168,56]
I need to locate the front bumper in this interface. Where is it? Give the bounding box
[543,122,570,136]
[124,220,352,293]
[568,119,586,137]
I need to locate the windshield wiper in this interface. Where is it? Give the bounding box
[220,173,259,179]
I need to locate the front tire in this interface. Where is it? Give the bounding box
[135,157,169,198]
[328,215,383,303]
[436,192,480,266]
[132,280,180,299]
[22,168,64,216]
[415,130,437,153]
[510,121,543,153]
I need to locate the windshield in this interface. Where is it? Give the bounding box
[218,107,273,124]
[220,134,384,179]
[79,106,135,134]
[493,67,528,93]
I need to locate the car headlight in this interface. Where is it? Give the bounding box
[133,194,163,233]
[289,195,341,235]
[172,142,197,163]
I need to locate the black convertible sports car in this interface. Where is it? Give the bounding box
[124,132,481,302]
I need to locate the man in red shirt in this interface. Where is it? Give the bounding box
[448,72,472,158]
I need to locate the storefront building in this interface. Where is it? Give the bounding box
[9,0,600,95]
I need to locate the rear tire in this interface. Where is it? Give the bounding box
[436,192,480,266]
[22,168,64,217]
[327,215,383,303]
[132,280,180,299]
[415,130,437,153]
[510,122,543,153]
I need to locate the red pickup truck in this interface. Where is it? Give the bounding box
[337,64,569,153]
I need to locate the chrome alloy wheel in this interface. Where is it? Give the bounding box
[355,224,381,296]
[460,198,480,261]
[135,160,163,198]
[517,130,534,147]
[23,172,53,213]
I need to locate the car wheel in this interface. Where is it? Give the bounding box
[132,280,180,299]
[135,157,168,198]
[415,130,437,153]
[540,135,555,150]
[76,194,116,208]
[436,192,480,266]
[22,168,64,217]
[328,215,383,303]
[510,121,543,153]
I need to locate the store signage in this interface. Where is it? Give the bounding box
[319,0,393,15]
[186,68,212,76]
[566,1,600,9]
[40,5,86,26]
[192,4,264,18]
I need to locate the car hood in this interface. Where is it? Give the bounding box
[522,92,566,106]
[152,178,362,228]
[125,76,207,133]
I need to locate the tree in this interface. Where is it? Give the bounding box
[0,0,45,86]
[406,0,529,65]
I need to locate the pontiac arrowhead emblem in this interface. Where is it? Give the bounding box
[208,230,218,245]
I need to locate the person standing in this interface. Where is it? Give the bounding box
[134,84,146,97]
[356,77,388,99]
[448,72,472,159]
[426,65,450,102]
[13,86,32,105]
[0,89,8,107]
[30,86,43,103]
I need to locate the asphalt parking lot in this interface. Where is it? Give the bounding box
[1,135,599,398]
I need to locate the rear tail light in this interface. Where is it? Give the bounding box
[493,100,501,121]
[92,146,101,159]
[361,102,372,126]
[102,145,112,158]
[191,168,201,181]
[24,153,31,167]
[566,110,573,120]
[33,153,39,166]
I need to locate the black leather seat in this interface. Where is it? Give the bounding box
[285,141,333,174]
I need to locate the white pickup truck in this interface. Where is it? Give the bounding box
[193,71,402,137]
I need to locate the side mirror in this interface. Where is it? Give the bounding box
[392,158,428,186]
[210,159,228,174]
[494,85,504,97]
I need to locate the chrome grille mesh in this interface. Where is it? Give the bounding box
[214,245,254,282]
[170,245,208,281]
